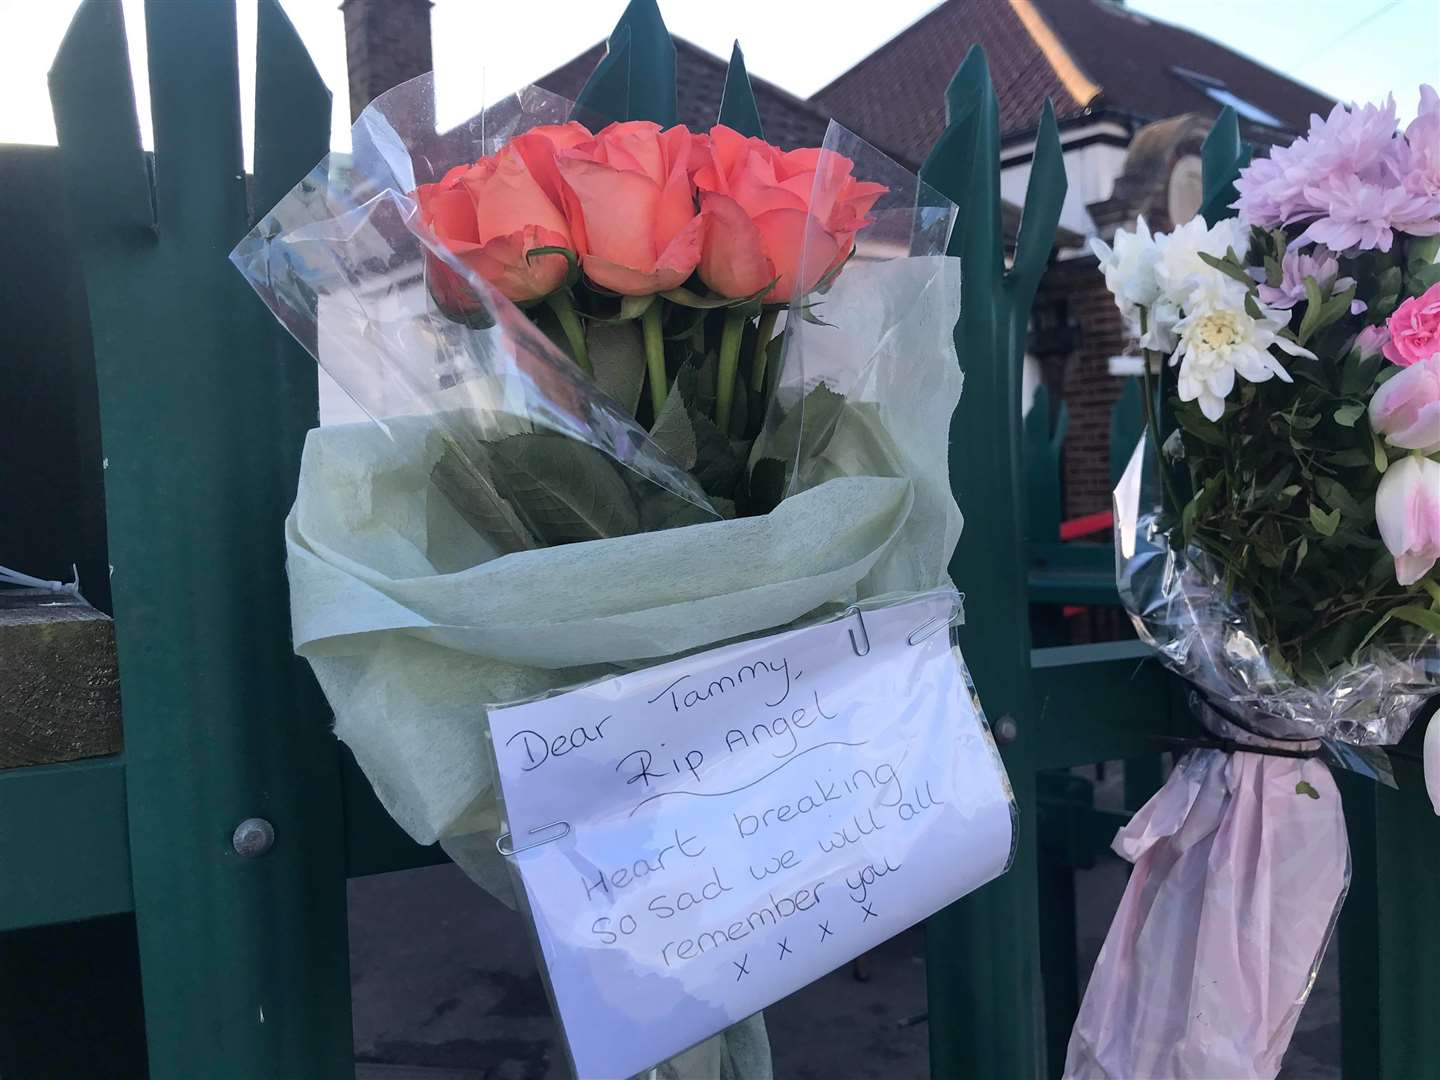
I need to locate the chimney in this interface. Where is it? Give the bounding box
[341,0,434,122]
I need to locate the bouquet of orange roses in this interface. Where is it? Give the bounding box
[414,115,885,488]
[232,61,971,1076]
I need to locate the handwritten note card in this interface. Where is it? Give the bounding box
[487,590,1014,1079]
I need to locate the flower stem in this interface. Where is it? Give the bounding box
[750,307,779,394]
[643,301,667,417]
[546,291,590,374]
[716,308,747,434]
[1137,308,1184,518]
[1140,347,1187,520]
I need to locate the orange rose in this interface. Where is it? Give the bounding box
[414,122,591,306]
[556,121,707,296]
[694,126,887,302]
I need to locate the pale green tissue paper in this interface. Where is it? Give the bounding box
[284,256,964,1078]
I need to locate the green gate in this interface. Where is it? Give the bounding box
[2,0,1437,1076]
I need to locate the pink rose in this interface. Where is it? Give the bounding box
[1383,282,1440,366]
[413,122,591,306]
[556,121,707,296]
[694,126,887,302]
[1370,354,1440,453]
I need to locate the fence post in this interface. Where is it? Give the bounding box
[48,2,352,1074]
[920,46,1066,1079]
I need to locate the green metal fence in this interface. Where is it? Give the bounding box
[1,0,1436,1076]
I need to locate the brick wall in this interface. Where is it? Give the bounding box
[341,0,433,122]
[1035,258,1130,520]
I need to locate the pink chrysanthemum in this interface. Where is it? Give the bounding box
[1297,173,1440,252]
[1233,87,1440,252]
[1399,85,1440,203]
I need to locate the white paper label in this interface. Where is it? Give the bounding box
[487,591,1014,1079]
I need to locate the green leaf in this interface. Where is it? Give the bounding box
[1318,285,1356,330]
[638,488,721,532]
[1309,504,1341,537]
[1282,410,1321,431]
[1315,476,1369,520]
[587,320,647,416]
[1373,433,1390,474]
[1390,605,1440,637]
[1263,254,1283,288]
[690,411,747,499]
[1408,235,1440,269]
[660,286,736,309]
[430,441,536,554]
[648,382,698,470]
[619,294,656,319]
[1198,250,1257,290]
[483,433,640,545]
[1409,261,1440,292]
[1294,536,1308,571]
[1326,448,1372,468]
[1341,348,1383,397]
[746,457,788,514]
[1295,780,1321,800]
[1421,578,1440,608]
[1296,275,1327,345]
[764,383,848,469]
[1176,406,1229,448]
[1376,265,1404,299]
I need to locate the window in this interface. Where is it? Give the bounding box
[1170,67,1288,129]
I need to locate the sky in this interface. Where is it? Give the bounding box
[1,0,1437,157]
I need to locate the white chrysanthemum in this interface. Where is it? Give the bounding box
[1154,214,1252,307]
[1170,279,1312,421]
[1090,217,1160,332]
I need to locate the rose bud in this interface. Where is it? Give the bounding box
[1375,453,1440,586]
[1369,354,1440,453]
[1354,324,1392,360]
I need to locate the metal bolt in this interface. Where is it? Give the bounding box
[232,817,275,858]
[993,715,1019,745]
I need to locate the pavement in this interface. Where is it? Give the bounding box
[349,854,1340,1079]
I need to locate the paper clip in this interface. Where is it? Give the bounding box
[495,820,571,856]
[907,592,965,646]
[844,605,870,657]
[907,614,952,646]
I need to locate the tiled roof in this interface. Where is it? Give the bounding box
[537,38,834,151]
[810,0,1335,164]
[811,0,1086,166]
[1032,0,1333,136]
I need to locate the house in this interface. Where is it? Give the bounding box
[811,0,1334,516]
